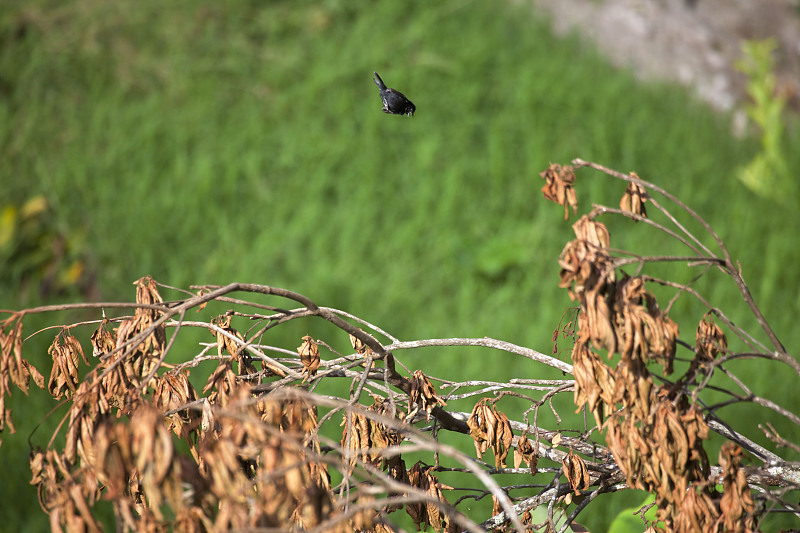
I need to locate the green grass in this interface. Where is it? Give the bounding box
[2,0,799,531]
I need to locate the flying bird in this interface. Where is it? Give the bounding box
[373,72,415,117]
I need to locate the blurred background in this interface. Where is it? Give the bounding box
[2,0,799,530]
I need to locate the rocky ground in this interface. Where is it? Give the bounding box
[529,0,800,120]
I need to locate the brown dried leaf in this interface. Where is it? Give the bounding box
[47,329,86,399]
[669,487,718,533]
[409,369,446,421]
[297,335,320,381]
[540,163,578,220]
[619,176,648,219]
[719,442,756,531]
[26,358,45,390]
[93,420,130,499]
[467,403,489,459]
[514,433,539,474]
[134,276,164,315]
[572,215,610,249]
[113,282,166,387]
[75,408,99,467]
[492,494,503,517]
[153,372,200,438]
[406,462,426,528]
[614,275,677,375]
[558,239,614,304]
[583,289,618,355]
[367,395,405,449]
[349,333,368,355]
[493,410,514,469]
[562,451,590,495]
[2,316,43,396]
[195,288,210,312]
[467,399,514,468]
[349,332,375,367]
[91,318,115,358]
[570,342,614,428]
[695,313,727,363]
[406,462,455,532]
[202,360,237,406]
[341,412,372,470]
[200,436,251,508]
[29,448,47,487]
[201,398,215,435]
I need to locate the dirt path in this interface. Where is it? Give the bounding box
[530,0,800,117]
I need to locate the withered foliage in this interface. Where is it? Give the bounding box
[8,271,467,532]
[90,318,115,358]
[341,395,406,471]
[48,329,87,399]
[614,274,679,375]
[558,216,617,354]
[152,372,200,439]
[29,446,104,532]
[210,314,259,376]
[115,277,166,386]
[2,161,798,532]
[540,163,578,220]
[0,314,44,441]
[297,335,320,381]
[620,175,649,219]
[85,276,168,415]
[202,353,238,408]
[467,398,514,468]
[513,433,539,474]
[555,161,786,532]
[605,388,715,527]
[350,331,375,368]
[198,387,338,531]
[408,369,447,421]
[570,342,615,427]
[695,313,727,364]
[406,462,458,533]
[562,451,590,495]
[718,442,757,532]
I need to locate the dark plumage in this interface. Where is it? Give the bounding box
[373,72,415,117]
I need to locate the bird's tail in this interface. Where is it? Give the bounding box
[373,72,387,91]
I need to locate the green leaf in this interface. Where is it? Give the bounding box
[608,493,658,533]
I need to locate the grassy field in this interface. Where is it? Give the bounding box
[2,0,799,530]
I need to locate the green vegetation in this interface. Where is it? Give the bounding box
[2,0,798,531]
[736,38,795,203]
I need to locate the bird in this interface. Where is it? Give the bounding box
[373,72,415,117]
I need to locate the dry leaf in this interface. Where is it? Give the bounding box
[719,442,756,531]
[695,313,727,364]
[540,163,578,220]
[349,332,376,368]
[467,399,514,468]
[349,333,368,355]
[91,318,115,358]
[408,370,446,421]
[406,462,456,532]
[298,335,320,381]
[514,433,539,474]
[152,372,199,438]
[572,216,610,249]
[47,329,87,399]
[562,451,590,495]
[619,176,648,220]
